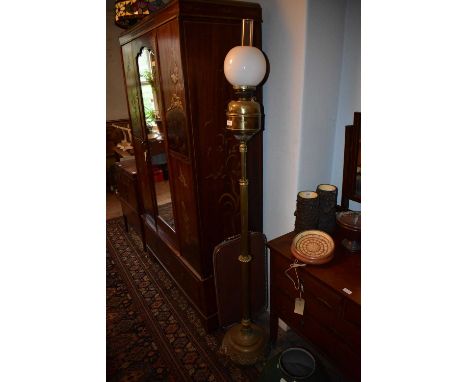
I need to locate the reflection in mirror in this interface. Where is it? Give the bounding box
[341,112,360,210]
[137,47,175,229]
[355,140,361,197]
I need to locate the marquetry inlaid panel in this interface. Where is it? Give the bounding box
[157,19,190,159]
[181,19,263,273]
[170,156,201,273]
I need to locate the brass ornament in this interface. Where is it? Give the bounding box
[226,96,262,140]
[168,93,183,111]
[220,322,266,365]
[238,254,252,263]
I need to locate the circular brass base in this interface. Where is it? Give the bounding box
[220,322,267,365]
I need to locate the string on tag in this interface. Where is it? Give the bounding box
[286,260,307,316]
[284,259,306,292]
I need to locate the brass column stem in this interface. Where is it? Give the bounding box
[221,84,266,365]
[239,141,251,326]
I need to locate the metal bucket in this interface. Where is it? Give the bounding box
[278,347,316,381]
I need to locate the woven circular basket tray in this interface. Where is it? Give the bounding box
[291,230,335,264]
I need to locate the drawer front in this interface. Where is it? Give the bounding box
[302,309,361,382]
[270,248,300,299]
[271,280,361,351]
[271,289,360,382]
[271,249,342,310]
[343,299,361,327]
[271,249,343,330]
[116,170,138,210]
[301,270,343,311]
[270,249,361,382]
[271,288,306,331]
[121,202,142,235]
[303,287,361,353]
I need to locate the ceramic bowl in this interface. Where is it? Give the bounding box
[336,211,361,232]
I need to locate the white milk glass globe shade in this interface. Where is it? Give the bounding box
[224,46,266,87]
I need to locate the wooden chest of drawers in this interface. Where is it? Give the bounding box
[114,159,145,243]
[268,232,361,381]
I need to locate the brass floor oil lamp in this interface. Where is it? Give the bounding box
[220,19,267,365]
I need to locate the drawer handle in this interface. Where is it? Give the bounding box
[316,296,332,309]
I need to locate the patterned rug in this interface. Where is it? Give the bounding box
[106,217,261,381]
[107,247,173,381]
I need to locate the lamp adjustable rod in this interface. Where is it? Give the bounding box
[239,140,251,326]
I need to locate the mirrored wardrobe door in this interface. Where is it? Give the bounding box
[136,47,175,230]
[355,140,361,197]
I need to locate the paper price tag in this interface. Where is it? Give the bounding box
[226,120,233,126]
[342,288,352,295]
[294,298,305,315]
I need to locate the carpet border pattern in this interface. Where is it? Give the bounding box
[106,218,259,381]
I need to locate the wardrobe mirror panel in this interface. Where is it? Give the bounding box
[137,47,175,230]
[355,142,361,197]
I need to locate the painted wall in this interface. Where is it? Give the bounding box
[256,0,359,240]
[106,6,129,121]
[255,0,308,240]
[330,0,362,211]
[297,0,347,194]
